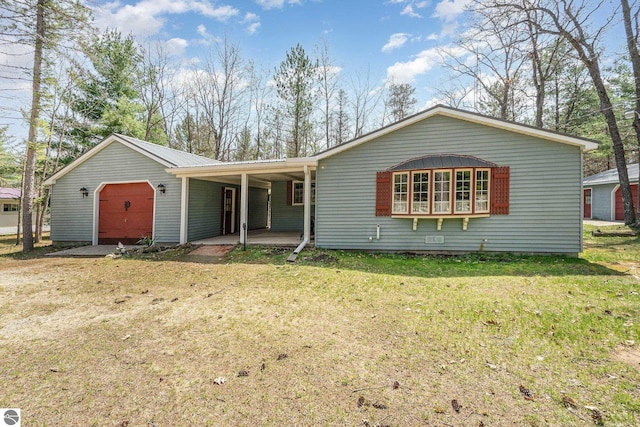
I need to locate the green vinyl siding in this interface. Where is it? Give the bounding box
[50,141,182,244]
[271,181,305,231]
[248,187,269,230]
[187,179,224,241]
[187,180,268,241]
[315,115,583,254]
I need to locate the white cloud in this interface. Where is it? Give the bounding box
[401,4,421,18]
[382,33,410,52]
[433,0,470,22]
[255,0,300,10]
[242,12,261,35]
[164,38,189,56]
[386,46,465,83]
[247,22,261,34]
[94,1,240,39]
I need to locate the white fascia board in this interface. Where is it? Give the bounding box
[44,134,174,185]
[315,106,599,161]
[166,158,318,178]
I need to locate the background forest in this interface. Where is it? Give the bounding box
[1,0,640,249]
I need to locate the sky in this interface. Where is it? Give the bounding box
[0,0,629,144]
[92,0,468,86]
[89,0,470,106]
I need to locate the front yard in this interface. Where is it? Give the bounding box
[0,225,638,426]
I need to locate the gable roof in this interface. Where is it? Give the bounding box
[314,104,600,160]
[44,134,219,185]
[583,163,639,186]
[0,187,21,199]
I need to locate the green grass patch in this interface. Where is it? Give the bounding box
[0,227,639,425]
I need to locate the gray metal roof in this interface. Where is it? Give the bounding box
[115,134,219,167]
[388,154,497,171]
[583,163,639,185]
[0,187,21,199]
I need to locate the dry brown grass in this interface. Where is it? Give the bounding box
[1,239,639,426]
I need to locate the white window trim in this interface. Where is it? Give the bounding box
[454,168,473,214]
[432,169,452,215]
[291,180,315,206]
[411,170,431,214]
[474,168,491,214]
[392,172,409,214]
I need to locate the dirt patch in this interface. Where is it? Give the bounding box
[613,346,640,373]
[188,245,235,257]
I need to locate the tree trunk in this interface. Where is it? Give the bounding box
[22,0,45,252]
[589,69,636,224]
[621,0,640,226]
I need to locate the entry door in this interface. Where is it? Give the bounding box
[583,188,592,219]
[99,182,154,244]
[222,187,236,235]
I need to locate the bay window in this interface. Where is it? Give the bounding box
[389,166,498,216]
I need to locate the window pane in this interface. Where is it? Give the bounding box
[293,182,304,204]
[433,171,451,213]
[393,173,408,213]
[3,203,18,212]
[475,170,489,212]
[412,172,430,213]
[455,170,471,213]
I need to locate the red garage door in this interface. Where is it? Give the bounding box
[614,183,639,221]
[99,183,154,244]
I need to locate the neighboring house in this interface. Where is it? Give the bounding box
[583,163,639,221]
[0,187,20,228]
[45,105,599,255]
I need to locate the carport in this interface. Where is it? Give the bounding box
[167,158,317,251]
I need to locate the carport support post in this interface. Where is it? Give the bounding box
[239,173,248,245]
[179,177,189,244]
[303,165,311,242]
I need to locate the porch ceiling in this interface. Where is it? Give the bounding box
[180,170,315,189]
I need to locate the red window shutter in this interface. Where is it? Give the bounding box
[286,181,292,206]
[376,171,392,216]
[490,166,510,215]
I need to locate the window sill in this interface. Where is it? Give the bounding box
[391,214,490,231]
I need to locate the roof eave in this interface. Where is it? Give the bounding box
[167,157,318,178]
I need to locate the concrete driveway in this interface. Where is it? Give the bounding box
[46,244,143,257]
[584,220,625,227]
[0,225,49,236]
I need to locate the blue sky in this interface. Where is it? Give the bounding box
[93,0,469,98]
[0,0,629,143]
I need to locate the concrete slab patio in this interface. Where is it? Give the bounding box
[193,229,308,247]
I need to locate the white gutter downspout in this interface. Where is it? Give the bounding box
[288,165,311,262]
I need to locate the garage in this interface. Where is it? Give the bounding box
[98,182,154,244]
[614,183,639,221]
